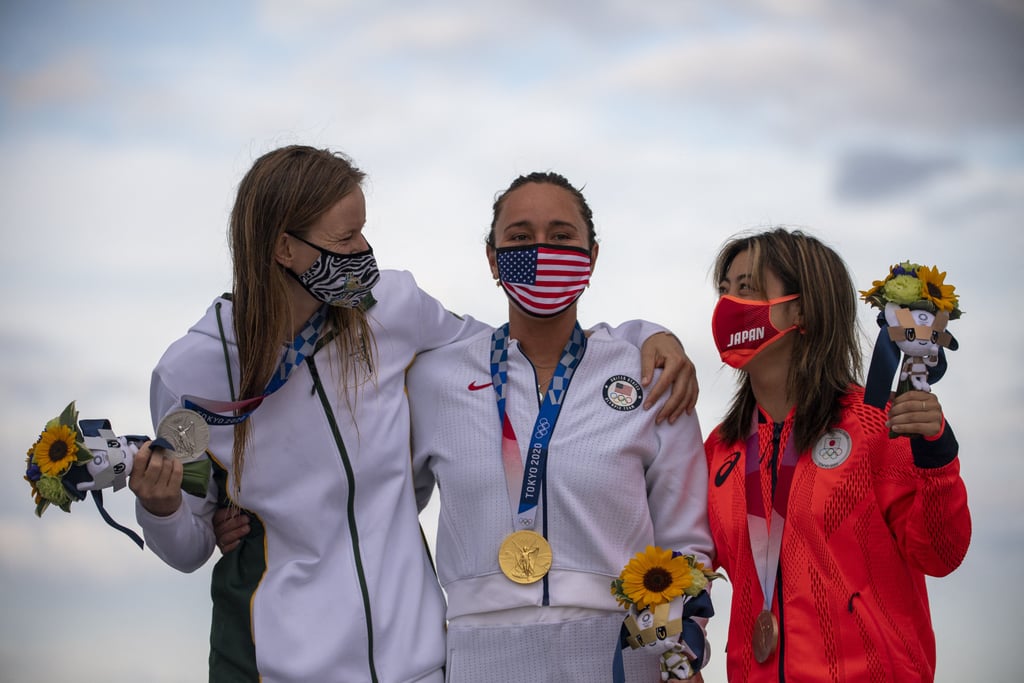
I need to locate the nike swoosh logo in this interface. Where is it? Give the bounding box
[468,381,493,391]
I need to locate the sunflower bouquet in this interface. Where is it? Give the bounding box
[23,402,210,545]
[24,402,96,516]
[860,261,961,410]
[610,545,723,681]
[859,261,961,321]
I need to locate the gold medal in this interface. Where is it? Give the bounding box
[752,609,779,664]
[498,530,552,584]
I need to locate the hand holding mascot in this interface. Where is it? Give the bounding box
[860,261,962,423]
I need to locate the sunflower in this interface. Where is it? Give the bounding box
[858,280,885,302]
[916,265,959,313]
[31,424,79,477]
[620,545,693,610]
[858,264,897,302]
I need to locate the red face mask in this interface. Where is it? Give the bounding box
[711,294,800,368]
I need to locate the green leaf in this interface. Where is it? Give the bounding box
[58,401,78,428]
[35,500,49,517]
[75,442,93,464]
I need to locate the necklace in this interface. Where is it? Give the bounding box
[537,371,556,401]
[534,362,557,402]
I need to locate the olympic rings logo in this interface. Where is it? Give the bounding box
[602,375,643,412]
[812,430,852,469]
[534,418,551,438]
[608,391,633,406]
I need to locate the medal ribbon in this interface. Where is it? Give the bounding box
[182,307,328,426]
[490,322,586,531]
[745,411,798,612]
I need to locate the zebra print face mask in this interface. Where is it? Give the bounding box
[286,233,380,308]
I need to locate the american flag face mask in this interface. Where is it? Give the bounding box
[495,243,592,318]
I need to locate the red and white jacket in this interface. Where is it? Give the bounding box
[705,386,970,683]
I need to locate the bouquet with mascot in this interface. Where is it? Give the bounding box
[23,402,210,547]
[860,261,962,424]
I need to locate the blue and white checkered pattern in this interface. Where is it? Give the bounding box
[184,306,329,426]
[490,322,587,412]
[490,324,511,418]
[268,307,327,394]
[544,326,585,405]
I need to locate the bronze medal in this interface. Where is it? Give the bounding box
[752,609,779,664]
[498,530,552,584]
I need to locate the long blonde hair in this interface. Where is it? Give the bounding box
[712,228,862,452]
[227,145,375,494]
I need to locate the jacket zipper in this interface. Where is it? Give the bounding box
[769,421,786,683]
[308,355,380,683]
[534,365,552,606]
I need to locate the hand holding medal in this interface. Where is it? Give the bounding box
[23,401,211,547]
[155,409,211,463]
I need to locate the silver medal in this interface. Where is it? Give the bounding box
[156,409,210,463]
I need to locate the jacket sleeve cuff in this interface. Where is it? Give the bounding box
[911,419,958,469]
[680,590,715,671]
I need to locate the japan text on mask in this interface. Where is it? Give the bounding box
[711,294,800,368]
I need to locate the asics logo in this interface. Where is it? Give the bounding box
[468,381,493,391]
[714,451,741,487]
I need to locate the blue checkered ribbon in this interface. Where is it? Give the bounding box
[545,326,585,405]
[265,307,326,395]
[490,322,586,417]
[489,322,587,525]
[490,324,511,420]
[183,306,328,426]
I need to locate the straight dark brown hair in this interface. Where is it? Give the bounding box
[713,228,863,452]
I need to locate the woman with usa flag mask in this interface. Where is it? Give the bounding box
[407,172,715,682]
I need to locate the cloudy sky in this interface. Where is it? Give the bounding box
[1,1,1020,681]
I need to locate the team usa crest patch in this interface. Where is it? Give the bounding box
[812,428,852,469]
[603,375,643,411]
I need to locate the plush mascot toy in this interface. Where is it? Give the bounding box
[860,261,962,412]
